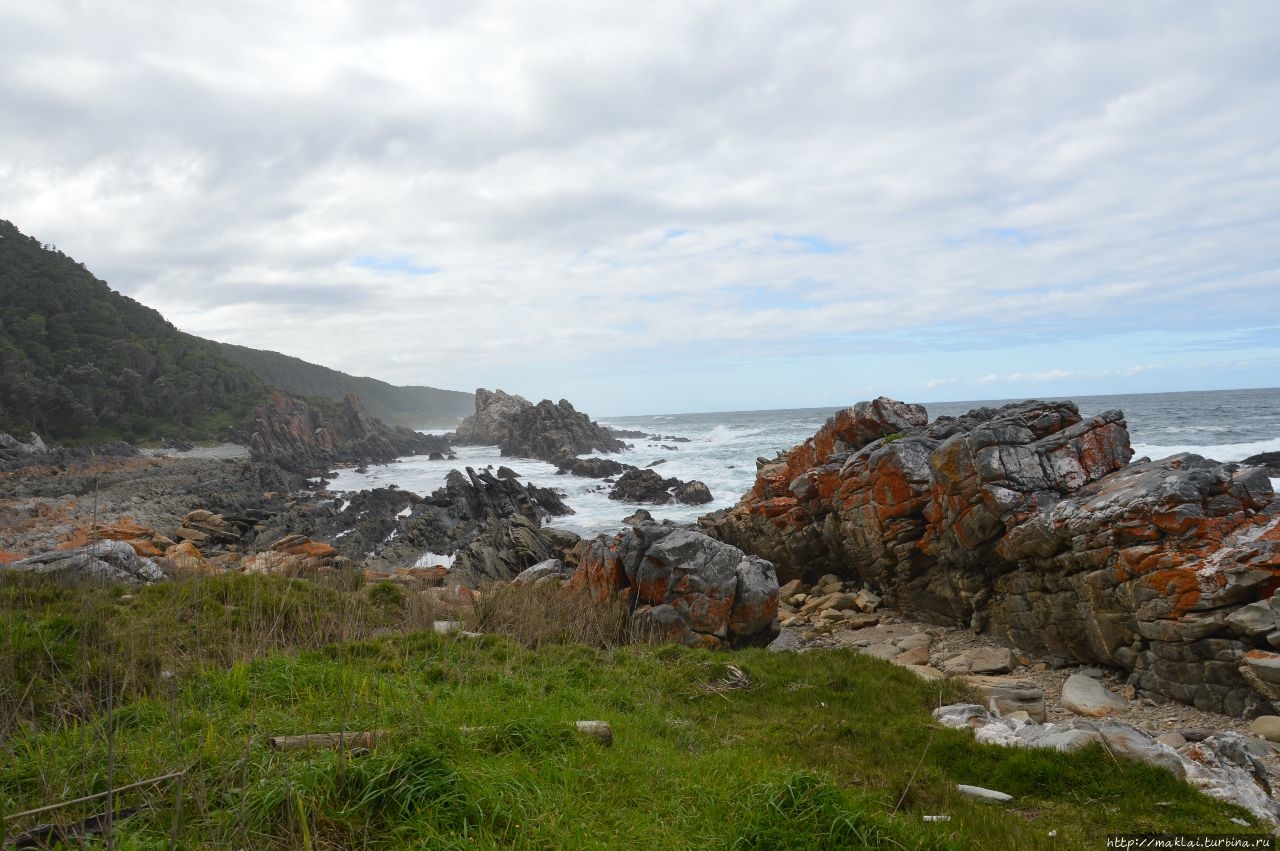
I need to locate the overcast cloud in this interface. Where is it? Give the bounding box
[3,1,1279,414]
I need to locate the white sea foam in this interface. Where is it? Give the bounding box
[414,551,456,568]
[705,424,764,443]
[1272,478,1280,494]
[1130,436,1280,463]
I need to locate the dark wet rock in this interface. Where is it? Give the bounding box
[558,457,635,478]
[609,469,713,505]
[1242,452,1280,475]
[496,466,520,479]
[606,427,650,439]
[673,480,713,505]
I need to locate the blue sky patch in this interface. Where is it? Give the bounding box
[773,233,847,254]
[351,254,438,276]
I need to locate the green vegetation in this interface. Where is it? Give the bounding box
[0,221,269,442]
[0,572,1256,849]
[218,342,474,428]
[0,220,472,443]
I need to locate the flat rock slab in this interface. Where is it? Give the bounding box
[1062,673,1128,717]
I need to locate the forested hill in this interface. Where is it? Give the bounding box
[0,220,473,442]
[218,343,473,428]
[0,220,268,442]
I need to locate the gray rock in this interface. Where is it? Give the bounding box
[5,540,165,584]
[965,676,1047,722]
[511,559,571,586]
[1017,726,1104,752]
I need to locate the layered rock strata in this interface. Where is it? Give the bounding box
[703,397,1280,714]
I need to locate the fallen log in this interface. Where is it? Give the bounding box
[268,721,614,752]
[267,730,390,751]
[459,720,614,747]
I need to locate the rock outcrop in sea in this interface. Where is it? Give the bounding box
[454,388,625,463]
[703,397,1280,715]
[249,391,449,472]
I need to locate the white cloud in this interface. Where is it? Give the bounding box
[2,1,1278,413]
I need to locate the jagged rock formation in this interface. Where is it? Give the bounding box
[248,392,448,472]
[334,466,578,583]
[568,521,779,649]
[703,397,1280,715]
[453,388,625,463]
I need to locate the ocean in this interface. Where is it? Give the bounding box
[329,387,1280,540]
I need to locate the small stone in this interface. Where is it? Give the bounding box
[1080,668,1104,678]
[1156,732,1187,749]
[819,608,844,621]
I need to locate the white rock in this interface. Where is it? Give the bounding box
[956,784,1013,802]
[1061,673,1128,717]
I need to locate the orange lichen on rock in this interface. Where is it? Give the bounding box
[1143,568,1202,616]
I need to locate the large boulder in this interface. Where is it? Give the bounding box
[704,397,1280,715]
[567,522,779,648]
[453,388,625,463]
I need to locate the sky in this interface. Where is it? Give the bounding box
[3,1,1279,416]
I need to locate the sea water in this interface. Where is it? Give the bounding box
[328,387,1280,541]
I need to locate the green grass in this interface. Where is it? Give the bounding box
[0,573,1260,849]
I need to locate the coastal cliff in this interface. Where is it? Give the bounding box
[703,397,1280,715]
[249,391,449,472]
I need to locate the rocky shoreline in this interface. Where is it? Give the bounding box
[6,390,1280,821]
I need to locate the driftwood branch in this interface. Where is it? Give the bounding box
[4,771,184,823]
